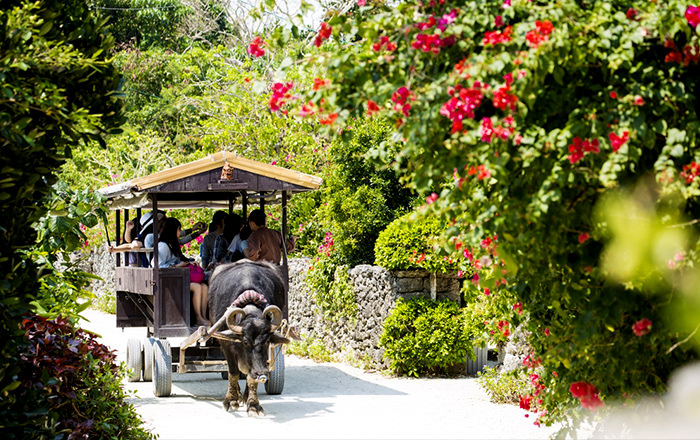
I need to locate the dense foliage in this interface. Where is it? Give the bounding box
[375,211,456,273]
[380,297,473,377]
[0,0,150,434]
[265,0,700,427]
[12,315,155,439]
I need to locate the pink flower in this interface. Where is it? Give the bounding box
[248,36,266,57]
[626,8,638,21]
[357,0,366,6]
[609,131,629,152]
[195,235,203,244]
[480,117,494,143]
[578,232,590,244]
[633,95,644,106]
[569,382,603,410]
[483,288,490,296]
[686,5,700,28]
[632,318,652,336]
[426,192,438,204]
[494,15,504,27]
[544,328,550,336]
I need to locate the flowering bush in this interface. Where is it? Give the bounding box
[266,0,700,428]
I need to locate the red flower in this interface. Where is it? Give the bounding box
[314,22,332,47]
[366,100,380,116]
[632,318,652,336]
[319,112,337,125]
[313,78,330,90]
[248,36,266,57]
[526,20,553,49]
[513,302,523,315]
[519,394,533,411]
[609,91,618,99]
[609,131,629,152]
[269,82,294,112]
[392,87,414,117]
[626,8,637,20]
[372,35,397,52]
[495,15,504,27]
[681,162,700,183]
[567,137,601,163]
[298,101,316,118]
[497,320,510,337]
[578,232,590,244]
[440,83,485,133]
[633,95,644,106]
[686,5,700,28]
[570,381,603,410]
[493,84,518,111]
[544,328,550,336]
[483,26,513,46]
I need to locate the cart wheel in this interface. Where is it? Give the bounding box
[265,346,284,395]
[152,339,172,397]
[126,339,142,382]
[142,338,154,382]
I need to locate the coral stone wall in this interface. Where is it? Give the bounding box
[288,258,462,370]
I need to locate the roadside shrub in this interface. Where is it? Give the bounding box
[380,297,473,377]
[10,315,154,440]
[286,334,336,363]
[304,251,357,322]
[375,212,457,273]
[478,366,531,405]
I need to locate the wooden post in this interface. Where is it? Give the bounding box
[241,191,248,220]
[430,272,437,301]
[115,209,121,268]
[152,196,159,271]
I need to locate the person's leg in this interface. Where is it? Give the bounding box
[201,283,210,324]
[190,282,206,325]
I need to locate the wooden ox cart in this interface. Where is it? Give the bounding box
[98,152,321,397]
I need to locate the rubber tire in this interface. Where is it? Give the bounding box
[264,347,284,395]
[126,339,142,382]
[152,339,172,397]
[142,338,154,382]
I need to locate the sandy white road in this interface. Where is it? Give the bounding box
[81,309,559,440]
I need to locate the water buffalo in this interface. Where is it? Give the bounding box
[208,259,290,416]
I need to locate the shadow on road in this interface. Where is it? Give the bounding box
[130,363,405,422]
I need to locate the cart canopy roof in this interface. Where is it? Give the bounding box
[98,152,322,210]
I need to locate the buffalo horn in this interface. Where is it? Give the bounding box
[226,307,246,334]
[263,305,282,332]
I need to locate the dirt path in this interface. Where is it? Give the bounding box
[81,309,560,439]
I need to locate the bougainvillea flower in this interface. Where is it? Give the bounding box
[357,0,366,6]
[686,5,700,28]
[495,15,504,27]
[313,78,330,90]
[247,36,266,57]
[483,26,513,46]
[578,232,590,244]
[493,84,518,111]
[298,101,315,118]
[681,161,700,183]
[441,83,485,133]
[437,9,459,31]
[519,394,533,411]
[314,22,332,47]
[526,20,554,48]
[426,192,438,204]
[609,131,629,152]
[392,86,414,116]
[632,318,652,336]
[633,95,644,106]
[610,91,618,99]
[480,117,494,143]
[544,328,551,336]
[269,82,294,112]
[319,112,338,125]
[626,8,638,20]
[513,302,523,315]
[569,382,603,410]
[366,100,380,116]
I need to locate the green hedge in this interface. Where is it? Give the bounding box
[380,297,473,377]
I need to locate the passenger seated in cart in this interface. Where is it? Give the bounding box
[158,217,210,326]
[212,213,243,266]
[107,216,141,266]
[245,209,296,265]
[200,210,227,268]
